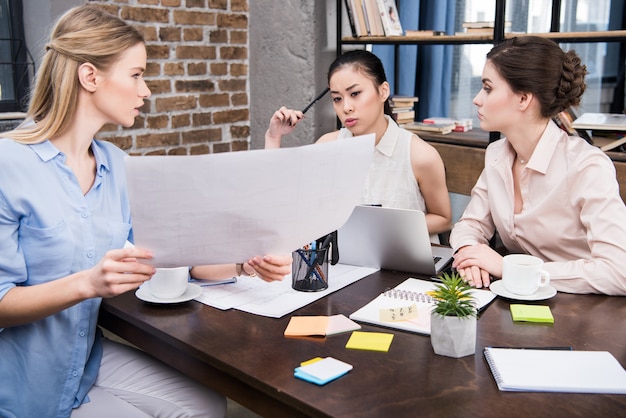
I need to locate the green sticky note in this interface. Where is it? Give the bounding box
[510,304,554,323]
[345,331,394,352]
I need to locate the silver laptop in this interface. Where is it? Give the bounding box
[337,205,454,276]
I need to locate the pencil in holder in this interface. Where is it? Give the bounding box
[292,246,329,292]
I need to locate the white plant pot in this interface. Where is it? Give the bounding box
[430,314,477,358]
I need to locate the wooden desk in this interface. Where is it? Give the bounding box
[99,270,626,418]
[419,129,626,202]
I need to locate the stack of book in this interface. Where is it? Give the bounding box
[400,116,473,135]
[401,121,455,135]
[390,95,418,124]
[344,0,403,37]
[457,20,511,35]
[423,117,473,132]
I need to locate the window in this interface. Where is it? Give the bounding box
[372,1,624,123]
[0,0,33,113]
[448,0,624,123]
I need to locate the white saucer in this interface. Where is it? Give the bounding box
[135,283,202,304]
[489,280,557,301]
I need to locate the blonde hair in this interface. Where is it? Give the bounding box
[6,4,144,144]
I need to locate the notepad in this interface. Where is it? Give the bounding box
[284,314,361,337]
[484,347,626,394]
[510,304,554,323]
[345,331,394,352]
[349,278,496,335]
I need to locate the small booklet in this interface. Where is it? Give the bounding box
[484,347,626,394]
[349,278,496,335]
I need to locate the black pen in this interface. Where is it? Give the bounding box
[301,87,330,114]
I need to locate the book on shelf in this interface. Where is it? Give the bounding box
[401,121,456,135]
[363,0,385,36]
[376,0,403,36]
[349,277,496,335]
[346,0,401,37]
[462,20,512,29]
[484,347,626,394]
[423,117,473,132]
[390,95,418,109]
[404,29,446,37]
[348,0,368,36]
[343,0,358,37]
[392,110,415,124]
[450,125,472,133]
[463,27,495,34]
[571,112,626,131]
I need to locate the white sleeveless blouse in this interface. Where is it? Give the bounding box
[337,116,426,211]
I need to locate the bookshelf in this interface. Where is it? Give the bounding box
[337,1,626,48]
[336,0,626,95]
[336,0,626,201]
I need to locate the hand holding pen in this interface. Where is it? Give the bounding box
[265,88,330,149]
[267,106,304,139]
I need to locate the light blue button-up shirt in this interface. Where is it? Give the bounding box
[0,138,132,418]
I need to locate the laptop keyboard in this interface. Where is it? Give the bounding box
[433,256,441,264]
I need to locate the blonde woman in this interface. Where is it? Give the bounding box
[0,5,289,417]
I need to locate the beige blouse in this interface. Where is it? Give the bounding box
[450,120,626,295]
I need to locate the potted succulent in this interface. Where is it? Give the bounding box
[429,272,478,358]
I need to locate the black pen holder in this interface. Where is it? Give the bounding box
[292,247,329,292]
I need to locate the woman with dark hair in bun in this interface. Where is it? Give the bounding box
[450,36,626,295]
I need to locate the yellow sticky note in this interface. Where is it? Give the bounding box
[510,304,554,323]
[345,331,394,352]
[379,303,418,322]
[300,357,324,367]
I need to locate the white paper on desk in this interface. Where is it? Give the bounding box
[194,264,379,318]
[125,135,374,267]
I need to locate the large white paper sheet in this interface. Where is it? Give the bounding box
[193,264,379,318]
[125,135,374,267]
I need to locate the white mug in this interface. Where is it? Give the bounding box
[502,254,550,296]
[148,266,189,299]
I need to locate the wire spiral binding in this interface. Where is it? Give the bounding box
[483,348,504,387]
[383,288,434,303]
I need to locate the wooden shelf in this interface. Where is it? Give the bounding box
[341,30,626,46]
[341,33,494,45]
[505,30,626,43]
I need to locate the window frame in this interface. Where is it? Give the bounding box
[0,0,32,113]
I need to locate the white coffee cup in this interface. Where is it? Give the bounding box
[148,266,189,299]
[502,254,550,296]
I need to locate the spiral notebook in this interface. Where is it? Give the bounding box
[484,347,626,394]
[349,278,496,335]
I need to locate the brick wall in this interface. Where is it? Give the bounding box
[89,0,250,155]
